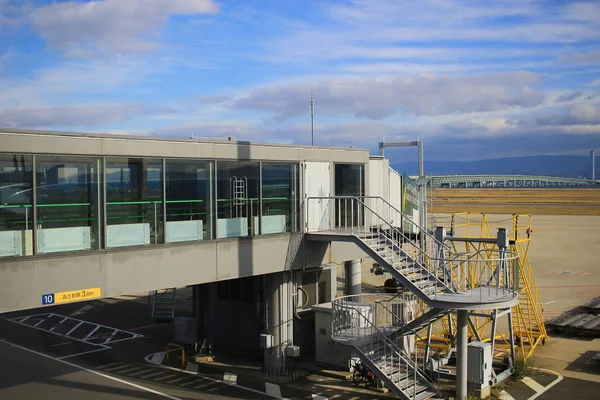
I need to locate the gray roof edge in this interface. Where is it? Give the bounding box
[0,128,369,153]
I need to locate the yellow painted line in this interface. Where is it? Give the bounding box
[55,287,101,304]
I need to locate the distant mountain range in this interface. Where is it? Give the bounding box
[392,155,598,179]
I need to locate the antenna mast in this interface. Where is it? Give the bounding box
[311,94,315,146]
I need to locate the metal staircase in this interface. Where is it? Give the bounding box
[332,295,439,400]
[150,288,176,320]
[336,196,456,303]
[316,196,520,399]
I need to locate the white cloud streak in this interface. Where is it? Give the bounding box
[0,104,144,128]
[231,71,544,120]
[29,0,219,56]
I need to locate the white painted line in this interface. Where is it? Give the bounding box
[543,300,557,305]
[192,382,214,389]
[499,390,516,400]
[0,339,183,400]
[155,374,179,382]
[143,351,289,399]
[129,368,155,377]
[223,372,237,385]
[34,318,47,327]
[99,361,122,369]
[50,341,72,348]
[265,382,282,398]
[166,377,186,384]
[115,366,144,375]
[522,377,545,393]
[5,318,110,349]
[312,395,328,400]
[57,347,110,359]
[105,364,131,372]
[85,325,101,339]
[185,363,199,373]
[103,329,120,344]
[9,313,49,322]
[150,352,166,365]
[66,321,84,336]
[140,370,169,379]
[107,333,144,344]
[49,327,56,332]
[528,368,564,400]
[60,316,68,323]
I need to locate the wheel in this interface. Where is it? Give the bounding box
[364,370,375,388]
[352,367,364,386]
[365,371,373,389]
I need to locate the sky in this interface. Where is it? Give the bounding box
[0,0,599,162]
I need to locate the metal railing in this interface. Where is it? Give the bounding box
[332,293,437,399]
[426,249,520,302]
[307,196,520,302]
[306,196,442,264]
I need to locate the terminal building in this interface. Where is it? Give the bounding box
[0,129,522,400]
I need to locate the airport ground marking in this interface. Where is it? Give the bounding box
[144,351,289,399]
[6,313,143,353]
[0,339,183,400]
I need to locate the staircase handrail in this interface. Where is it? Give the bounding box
[307,195,457,265]
[365,195,453,254]
[362,213,454,293]
[349,197,438,267]
[311,195,451,253]
[333,297,436,388]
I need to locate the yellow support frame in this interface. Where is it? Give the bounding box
[418,212,547,360]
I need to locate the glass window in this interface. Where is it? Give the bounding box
[216,161,259,238]
[0,154,33,257]
[165,160,213,242]
[106,158,163,247]
[261,163,299,234]
[335,164,365,227]
[35,156,101,254]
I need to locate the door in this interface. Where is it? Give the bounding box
[305,162,331,232]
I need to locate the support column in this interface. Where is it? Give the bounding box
[345,259,362,295]
[456,310,468,400]
[264,272,293,376]
[193,283,210,354]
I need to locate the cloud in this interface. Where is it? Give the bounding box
[0,56,167,107]
[262,0,600,71]
[0,0,29,26]
[557,51,600,64]
[150,121,270,140]
[520,104,600,127]
[556,91,584,102]
[29,0,219,56]
[199,95,233,104]
[0,104,144,128]
[232,71,544,120]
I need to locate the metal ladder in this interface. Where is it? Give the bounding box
[150,288,176,320]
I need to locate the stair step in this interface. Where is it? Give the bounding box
[413,280,436,289]
[415,390,437,400]
[395,266,421,275]
[406,272,430,281]
[393,261,416,269]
